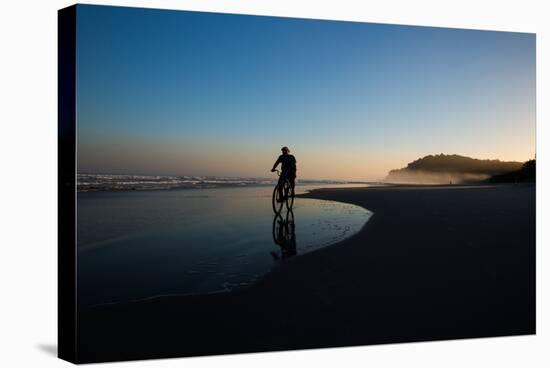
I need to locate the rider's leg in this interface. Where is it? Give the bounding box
[277,175,285,202]
[289,176,296,196]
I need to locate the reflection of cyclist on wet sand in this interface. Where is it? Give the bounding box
[271,210,297,260]
[270,146,296,202]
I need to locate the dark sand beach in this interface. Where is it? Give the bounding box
[78,184,535,363]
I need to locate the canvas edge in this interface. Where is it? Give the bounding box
[58,4,78,364]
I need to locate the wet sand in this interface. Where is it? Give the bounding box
[77,184,535,363]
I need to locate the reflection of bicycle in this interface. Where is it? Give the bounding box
[272,169,295,213]
[271,210,296,260]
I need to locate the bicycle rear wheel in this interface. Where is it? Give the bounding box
[284,181,294,210]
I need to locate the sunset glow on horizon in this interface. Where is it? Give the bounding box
[76,5,535,181]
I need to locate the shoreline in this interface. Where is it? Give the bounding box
[77,182,373,193]
[77,184,535,363]
[76,181,507,193]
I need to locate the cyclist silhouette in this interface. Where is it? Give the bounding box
[271,146,297,202]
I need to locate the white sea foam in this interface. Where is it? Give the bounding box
[76,173,352,192]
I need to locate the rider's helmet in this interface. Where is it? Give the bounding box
[281,146,290,153]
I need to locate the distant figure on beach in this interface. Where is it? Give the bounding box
[271,146,297,202]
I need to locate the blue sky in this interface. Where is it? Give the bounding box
[76,5,535,181]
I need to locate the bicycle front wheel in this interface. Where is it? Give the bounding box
[272,184,284,213]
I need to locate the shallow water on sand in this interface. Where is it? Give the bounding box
[77,185,372,307]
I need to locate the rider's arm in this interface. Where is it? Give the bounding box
[271,156,282,171]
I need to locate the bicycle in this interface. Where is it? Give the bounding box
[272,169,295,213]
